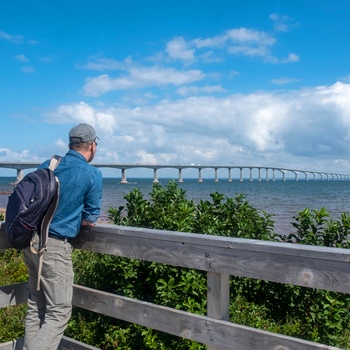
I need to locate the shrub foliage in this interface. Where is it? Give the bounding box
[1,180,350,349]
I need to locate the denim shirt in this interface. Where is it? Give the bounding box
[39,150,103,238]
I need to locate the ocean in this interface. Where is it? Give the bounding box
[1,176,350,234]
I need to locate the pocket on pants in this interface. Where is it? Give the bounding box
[41,244,74,306]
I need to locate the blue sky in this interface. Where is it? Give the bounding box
[1,0,350,177]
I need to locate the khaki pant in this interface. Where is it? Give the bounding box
[23,236,74,350]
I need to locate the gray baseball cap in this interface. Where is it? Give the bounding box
[69,123,99,144]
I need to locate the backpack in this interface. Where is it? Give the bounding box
[5,155,62,250]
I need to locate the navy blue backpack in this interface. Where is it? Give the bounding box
[5,155,61,250]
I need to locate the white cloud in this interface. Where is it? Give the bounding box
[0,31,23,44]
[42,82,350,175]
[5,82,350,175]
[271,77,301,85]
[177,85,226,96]
[49,101,118,137]
[191,27,297,63]
[0,148,40,162]
[166,37,195,61]
[83,67,205,96]
[193,28,276,51]
[266,53,300,64]
[84,57,126,71]
[226,28,276,46]
[270,13,299,32]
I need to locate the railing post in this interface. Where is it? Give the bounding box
[207,271,230,350]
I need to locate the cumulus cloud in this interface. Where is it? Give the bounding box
[270,13,299,32]
[166,37,195,62]
[0,148,40,162]
[81,23,298,98]
[193,28,276,59]
[191,27,297,63]
[83,67,205,96]
[48,101,118,137]
[46,82,350,173]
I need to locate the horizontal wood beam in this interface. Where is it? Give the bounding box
[73,284,340,350]
[0,283,28,308]
[2,223,350,293]
[73,224,350,294]
[0,336,99,350]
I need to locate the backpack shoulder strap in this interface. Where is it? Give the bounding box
[31,154,62,291]
[48,154,62,171]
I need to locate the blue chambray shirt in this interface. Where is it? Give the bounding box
[39,150,103,238]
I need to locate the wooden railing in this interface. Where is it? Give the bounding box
[0,222,348,350]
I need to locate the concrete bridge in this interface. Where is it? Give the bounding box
[0,161,349,183]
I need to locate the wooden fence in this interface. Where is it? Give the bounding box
[0,222,348,350]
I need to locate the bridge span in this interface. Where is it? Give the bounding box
[0,161,349,184]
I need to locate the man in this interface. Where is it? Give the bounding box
[23,123,103,350]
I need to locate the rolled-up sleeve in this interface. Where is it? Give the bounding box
[82,170,103,223]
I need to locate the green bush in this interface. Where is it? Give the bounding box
[0,249,27,343]
[2,180,350,349]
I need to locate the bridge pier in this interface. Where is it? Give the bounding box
[214,168,219,182]
[120,169,128,184]
[228,168,232,182]
[153,169,159,183]
[282,171,286,181]
[198,169,203,182]
[240,168,243,182]
[178,169,183,183]
[16,169,24,184]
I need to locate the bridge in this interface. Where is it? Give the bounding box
[0,161,349,183]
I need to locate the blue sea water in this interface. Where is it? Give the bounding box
[1,176,350,234]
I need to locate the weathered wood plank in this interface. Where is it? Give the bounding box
[58,336,101,350]
[0,337,100,350]
[73,284,341,350]
[207,272,230,321]
[1,223,347,350]
[2,224,350,293]
[0,283,28,308]
[0,224,12,250]
[72,225,350,294]
[207,272,230,350]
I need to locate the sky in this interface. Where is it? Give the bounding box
[1,0,350,178]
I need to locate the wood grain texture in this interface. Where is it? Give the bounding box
[0,222,347,349]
